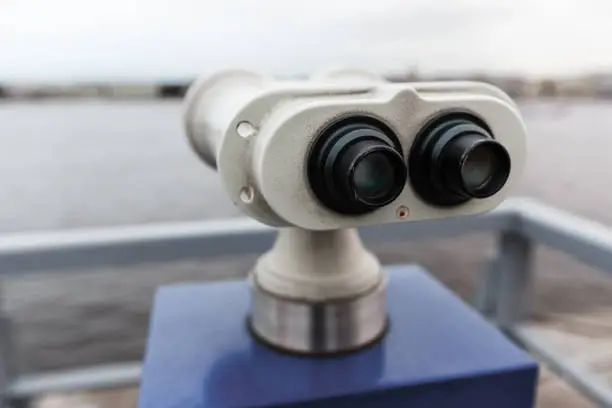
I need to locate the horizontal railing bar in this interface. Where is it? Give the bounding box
[3,197,612,277]
[508,325,612,408]
[7,362,141,398]
[0,204,518,275]
[515,199,612,276]
[0,217,273,275]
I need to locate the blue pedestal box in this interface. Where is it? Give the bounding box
[139,265,538,408]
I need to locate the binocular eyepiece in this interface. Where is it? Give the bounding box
[308,116,407,215]
[409,113,511,207]
[308,113,511,215]
[183,70,526,231]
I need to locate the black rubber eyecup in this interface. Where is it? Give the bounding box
[308,117,407,215]
[408,113,511,207]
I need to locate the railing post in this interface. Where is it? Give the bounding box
[0,285,26,408]
[0,324,7,408]
[0,286,13,408]
[474,253,503,318]
[494,231,535,328]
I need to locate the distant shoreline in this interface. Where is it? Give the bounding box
[2,72,612,100]
[3,95,612,104]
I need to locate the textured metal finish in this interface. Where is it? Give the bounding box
[249,274,388,354]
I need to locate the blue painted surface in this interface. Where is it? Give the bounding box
[139,265,538,408]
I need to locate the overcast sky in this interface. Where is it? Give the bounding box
[1,0,611,83]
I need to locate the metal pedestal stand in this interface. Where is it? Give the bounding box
[249,228,387,354]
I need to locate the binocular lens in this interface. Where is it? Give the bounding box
[409,114,511,207]
[459,141,510,197]
[353,151,397,201]
[462,145,494,190]
[308,118,407,215]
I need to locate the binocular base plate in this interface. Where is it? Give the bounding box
[139,265,538,408]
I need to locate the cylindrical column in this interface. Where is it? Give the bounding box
[250,275,387,355]
[249,228,387,355]
[495,231,535,327]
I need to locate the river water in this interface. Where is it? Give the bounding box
[2,99,612,372]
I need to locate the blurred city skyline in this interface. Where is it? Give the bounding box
[1,0,612,84]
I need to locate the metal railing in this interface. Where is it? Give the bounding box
[1,197,612,407]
